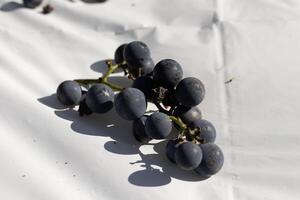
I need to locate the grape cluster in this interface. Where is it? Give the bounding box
[56,41,224,178]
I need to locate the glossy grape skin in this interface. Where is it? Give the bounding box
[176,77,205,107]
[189,119,216,144]
[114,43,127,64]
[128,57,154,78]
[114,88,147,120]
[56,80,82,107]
[132,76,154,100]
[166,139,181,163]
[145,112,172,139]
[132,116,151,143]
[85,84,114,113]
[173,105,202,125]
[123,41,154,77]
[153,59,183,89]
[23,0,42,8]
[175,142,203,170]
[194,143,224,177]
[123,41,151,62]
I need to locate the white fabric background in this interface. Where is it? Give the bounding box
[0,0,299,199]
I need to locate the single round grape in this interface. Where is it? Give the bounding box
[123,41,154,77]
[173,105,202,125]
[128,57,154,78]
[166,139,181,163]
[153,59,183,89]
[56,80,82,106]
[162,89,179,107]
[194,143,224,177]
[132,76,154,100]
[85,84,114,113]
[132,116,151,143]
[189,119,216,143]
[145,112,172,139]
[176,77,205,107]
[114,88,147,120]
[114,43,127,64]
[23,0,42,8]
[123,41,151,63]
[175,142,203,170]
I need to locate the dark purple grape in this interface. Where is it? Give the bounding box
[132,76,155,100]
[132,116,151,143]
[128,57,154,78]
[124,41,151,61]
[153,59,183,89]
[145,112,172,139]
[189,119,216,143]
[173,105,202,125]
[166,139,181,163]
[114,43,127,64]
[23,0,42,8]
[195,143,224,177]
[56,80,82,106]
[123,41,154,77]
[114,88,147,120]
[85,84,114,113]
[175,142,203,170]
[176,77,205,107]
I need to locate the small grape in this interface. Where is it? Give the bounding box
[175,141,203,170]
[128,57,154,78]
[194,143,224,177]
[173,105,202,125]
[123,41,151,62]
[56,80,82,106]
[189,119,216,143]
[114,88,147,120]
[85,84,114,113]
[123,41,154,77]
[153,59,183,89]
[132,116,151,143]
[145,112,172,139]
[23,0,42,8]
[176,77,205,107]
[166,139,181,163]
[114,43,127,64]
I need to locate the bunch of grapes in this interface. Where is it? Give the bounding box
[56,41,224,178]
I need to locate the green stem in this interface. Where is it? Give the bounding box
[102,63,119,82]
[169,115,200,141]
[154,102,190,139]
[169,116,186,130]
[179,128,186,138]
[74,62,125,91]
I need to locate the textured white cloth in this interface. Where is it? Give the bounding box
[0,0,299,199]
